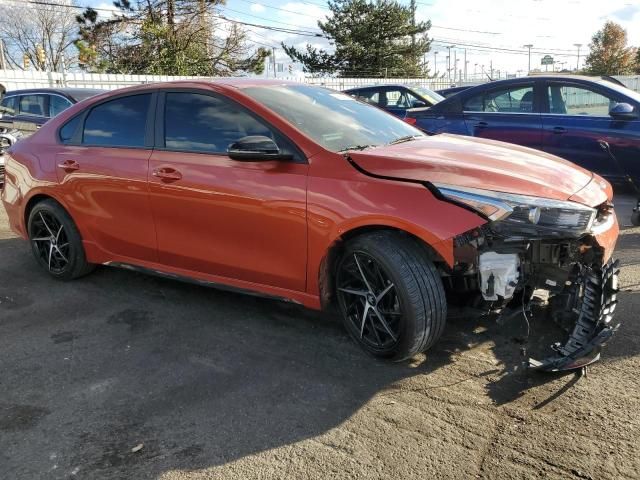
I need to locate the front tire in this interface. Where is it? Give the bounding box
[27,199,95,280]
[335,231,447,361]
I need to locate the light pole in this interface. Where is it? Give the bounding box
[447,45,455,82]
[434,51,439,76]
[574,43,582,71]
[474,63,478,78]
[453,50,458,83]
[523,44,533,73]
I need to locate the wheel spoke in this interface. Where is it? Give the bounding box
[369,316,384,346]
[55,225,64,243]
[31,237,51,242]
[353,253,374,294]
[39,212,55,237]
[338,287,369,297]
[372,307,398,342]
[47,243,54,270]
[360,302,371,338]
[54,246,68,263]
[376,282,395,303]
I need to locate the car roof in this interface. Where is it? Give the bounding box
[4,87,106,102]
[345,84,426,91]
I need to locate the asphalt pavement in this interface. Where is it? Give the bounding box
[1,195,639,479]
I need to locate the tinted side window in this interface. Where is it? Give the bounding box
[83,94,150,147]
[547,84,616,116]
[0,96,17,115]
[19,95,47,117]
[352,89,380,106]
[164,92,272,153]
[50,95,73,117]
[465,85,534,113]
[59,115,82,144]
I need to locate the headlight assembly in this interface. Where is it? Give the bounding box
[434,184,596,237]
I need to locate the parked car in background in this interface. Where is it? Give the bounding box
[2,80,620,371]
[344,84,444,117]
[436,85,474,98]
[406,75,640,223]
[0,88,105,130]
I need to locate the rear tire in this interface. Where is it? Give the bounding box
[27,199,95,280]
[335,231,447,361]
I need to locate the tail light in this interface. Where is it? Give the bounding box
[403,117,417,126]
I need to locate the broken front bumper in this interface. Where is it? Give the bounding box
[529,259,620,372]
[451,208,621,372]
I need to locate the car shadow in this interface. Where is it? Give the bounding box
[0,227,638,478]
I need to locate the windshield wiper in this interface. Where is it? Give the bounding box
[388,135,421,145]
[338,144,379,152]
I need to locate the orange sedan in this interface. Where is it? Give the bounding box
[1,80,620,371]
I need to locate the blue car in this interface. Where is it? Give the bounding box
[406,75,640,194]
[344,84,444,117]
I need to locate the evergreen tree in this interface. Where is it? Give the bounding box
[75,0,269,75]
[282,0,431,77]
[584,21,636,75]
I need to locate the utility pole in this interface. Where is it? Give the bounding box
[523,44,533,73]
[464,49,467,82]
[0,40,6,70]
[433,51,438,76]
[410,0,416,49]
[447,45,455,81]
[453,50,457,83]
[474,63,478,77]
[574,43,582,71]
[490,59,493,79]
[272,47,276,78]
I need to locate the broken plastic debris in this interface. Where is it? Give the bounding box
[131,443,144,453]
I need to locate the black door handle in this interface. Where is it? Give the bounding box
[552,126,567,134]
[474,121,489,129]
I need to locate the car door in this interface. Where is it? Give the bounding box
[462,81,543,150]
[55,92,158,262]
[541,80,639,183]
[148,90,308,291]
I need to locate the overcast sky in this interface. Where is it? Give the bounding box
[90,0,640,78]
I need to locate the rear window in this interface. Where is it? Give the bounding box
[82,94,150,147]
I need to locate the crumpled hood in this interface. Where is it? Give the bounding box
[349,134,603,205]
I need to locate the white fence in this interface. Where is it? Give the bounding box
[1,69,640,93]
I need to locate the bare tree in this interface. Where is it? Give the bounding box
[0,0,78,71]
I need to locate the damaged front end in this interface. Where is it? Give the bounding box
[436,184,620,372]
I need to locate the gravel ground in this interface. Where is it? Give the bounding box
[0,195,639,480]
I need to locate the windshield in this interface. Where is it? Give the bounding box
[410,85,445,105]
[242,85,425,152]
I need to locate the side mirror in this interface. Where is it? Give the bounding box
[609,102,637,120]
[227,135,292,161]
[412,100,427,108]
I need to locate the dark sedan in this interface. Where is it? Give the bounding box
[0,87,105,130]
[344,84,444,117]
[406,76,640,194]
